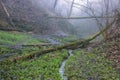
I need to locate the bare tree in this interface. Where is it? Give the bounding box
[68,0,75,17]
[53,0,58,9]
[50,0,119,40]
[67,0,119,39]
[0,0,16,29]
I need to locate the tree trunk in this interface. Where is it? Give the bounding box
[68,0,75,17]
[0,0,16,28]
[53,0,58,9]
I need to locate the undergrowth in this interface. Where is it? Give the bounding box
[0,31,47,45]
[65,49,120,80]
[52,35,78,43]
[0,31,29,45]
[0,50,69,80]
[0,46,15,55]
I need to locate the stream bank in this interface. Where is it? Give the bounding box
[59,50,73,80]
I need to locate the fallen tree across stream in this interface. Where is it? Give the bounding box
[22,43,56,47]
[1,18,116,62]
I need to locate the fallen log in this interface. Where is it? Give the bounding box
[48,16,114,19]
[5,18,116,62]
[10,40,85,62]
[0,28,22,32]
[22,43,57,47]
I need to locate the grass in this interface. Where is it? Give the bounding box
[25,38,48,45]
[0,31,49,55]
[0,50,69,80]
[0,31,48,45]
[52,35,78,44]
[0,31,69,80]
[0,46,15,55]
[0,31,29,45]
[65,49,120,80]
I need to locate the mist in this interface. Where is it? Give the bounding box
[29,0,119,38]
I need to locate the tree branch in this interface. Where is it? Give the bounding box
[48,16,114,19]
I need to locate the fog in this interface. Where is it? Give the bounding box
[31,0,119,37]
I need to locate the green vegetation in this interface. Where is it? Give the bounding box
[61,35,78,43]
[0,50,69,80]
[0,31,48,56]
[0,31,47,45]
[65,49,120,80]
[25,38,48,45]
[0,31,119,80]
[52,35,78,43]
[0,46,17,55]
[0,31,29,45]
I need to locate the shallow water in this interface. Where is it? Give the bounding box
[59,50,73,80]
[59,60,68,80]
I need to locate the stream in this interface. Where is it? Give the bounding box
[0,35,60,61]
[46,36,73,80]
[59,50,73,80]
[44,36,74,80]
[0,34,73,80]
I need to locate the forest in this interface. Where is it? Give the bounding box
[0,0,120,80]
